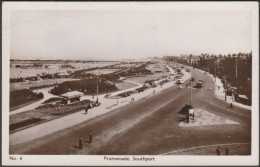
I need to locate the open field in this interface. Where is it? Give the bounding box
[10,89,43,109]
[115,81,138,90]
[10,78,80,91]
[10,62,120,79]
[126,74,169,84]
[86,69,120,75]
[146,63,168,74]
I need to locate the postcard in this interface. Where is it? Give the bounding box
[2,1,259,166]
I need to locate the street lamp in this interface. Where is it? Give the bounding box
[225,81,227,101]
[190,82,192,106]
[96,69,100,103]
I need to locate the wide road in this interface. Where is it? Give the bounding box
[10,67,251,155]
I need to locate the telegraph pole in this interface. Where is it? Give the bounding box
[215,65,216,82]
[235,58,237,86]
[190,82,192,105]
[225,81,227,101]
[96,73,99,102]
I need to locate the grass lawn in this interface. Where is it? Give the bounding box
[126,74,168,84]
[10,100,91,133]
[10,89,43,110]
[10,78,79,91]
[115,81,138,90]
[10,98,42,111]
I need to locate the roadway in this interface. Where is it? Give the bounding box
[10,67,251,155]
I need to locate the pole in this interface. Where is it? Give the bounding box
[215,65,216,82]
[235,58,237,86]
[225,81,227,101]
[190,82,192,105]
[97,75,99,102]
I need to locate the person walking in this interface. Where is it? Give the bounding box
[89,133,93,143]
[230,102,233,109]
[85,105,89,114]
[216,147,221,155]
[225,147,229,155]
[79,136,83,149]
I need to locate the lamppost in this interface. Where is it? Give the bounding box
[96,69,100,103]
[190,82,192,106]
[225,81,227,101]
[215,64,216,82]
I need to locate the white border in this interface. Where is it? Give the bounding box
[2,2,259,166]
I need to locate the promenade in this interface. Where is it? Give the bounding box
[10,66,191,146]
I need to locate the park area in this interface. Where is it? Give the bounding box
[10,78,79,91]
[10,100,91,133]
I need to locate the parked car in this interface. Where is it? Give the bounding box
[191,78,195,81]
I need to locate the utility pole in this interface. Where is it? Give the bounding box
[225,81,227,101]
[235,58,237,86]
[215,64,216,82]
[96,73,99,102]
[190,82,192,105]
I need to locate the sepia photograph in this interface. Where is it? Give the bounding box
[2,2,259,166]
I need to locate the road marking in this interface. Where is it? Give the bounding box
[116,95,177,134]
[160,143,250,155]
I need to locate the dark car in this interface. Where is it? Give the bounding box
[191,78,195,81]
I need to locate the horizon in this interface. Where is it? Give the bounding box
[11,10,252,60]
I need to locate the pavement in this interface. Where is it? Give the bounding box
[9,66,250,155]
[10,66,191,146]
[196,69,251,110]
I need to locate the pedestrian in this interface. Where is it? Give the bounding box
[218,86,220,90]
[216,147,221,155]
[131,97,134,102]
[116,99,119,105]
[89,133,93,143]
[85,107,88,114]
[225,147,229,155]
[79,136,83,149]
[230,102,233,109]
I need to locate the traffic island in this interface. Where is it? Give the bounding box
[179,108,239,127]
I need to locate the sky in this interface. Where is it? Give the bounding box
[11,10,252,60]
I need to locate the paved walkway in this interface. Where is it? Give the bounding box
[198,69,251,110]
[10,66,191,145]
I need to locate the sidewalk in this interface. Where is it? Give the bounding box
[10,66,191,145]
[197,69,251,110]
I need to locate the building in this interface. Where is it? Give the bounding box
[60,91,84,104]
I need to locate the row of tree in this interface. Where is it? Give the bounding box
[164,52,252,99]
